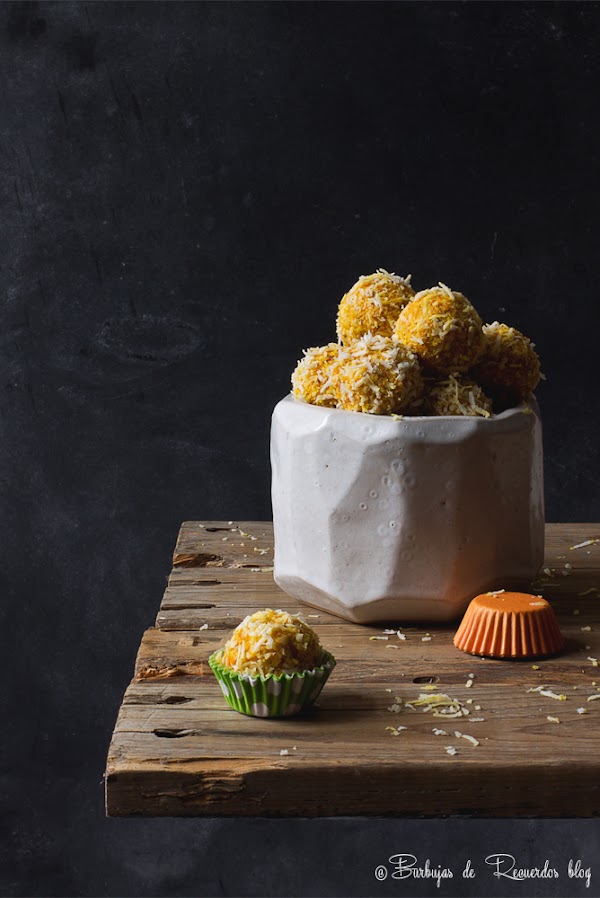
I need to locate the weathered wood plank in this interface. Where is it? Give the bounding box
[156,521,600,629]
[105,754,600,817]
[112,683,600,741]
[134,626,600,678]
[106,522,600,817]
[119,673,599,710]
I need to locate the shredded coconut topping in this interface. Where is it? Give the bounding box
[427,373,492,418]
[219,609,322,677]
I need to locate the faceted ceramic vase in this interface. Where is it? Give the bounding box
[270,394,544,623]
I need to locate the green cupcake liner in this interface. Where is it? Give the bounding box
[208,650,336,718]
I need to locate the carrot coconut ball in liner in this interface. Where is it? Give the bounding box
[336,269,415,345]
[209,609,336,717]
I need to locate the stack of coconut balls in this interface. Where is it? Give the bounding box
[291,270,541,417]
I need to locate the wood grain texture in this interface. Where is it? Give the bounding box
[106,521,600,817]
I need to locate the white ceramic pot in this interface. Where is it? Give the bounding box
[270,394,544,623]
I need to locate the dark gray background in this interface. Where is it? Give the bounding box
[1,2,599,896]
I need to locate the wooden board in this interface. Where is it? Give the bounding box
[105,521,600,817]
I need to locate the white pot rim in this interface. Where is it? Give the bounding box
[279,392,538,426]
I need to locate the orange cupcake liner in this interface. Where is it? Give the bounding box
[454,591,565,659]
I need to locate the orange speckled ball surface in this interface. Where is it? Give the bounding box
[335,334,424,415]
[336,269,414,345]
[291,343,340,407]
[472,321,541,399]
[394,284,484,374]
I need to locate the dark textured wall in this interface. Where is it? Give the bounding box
[1,2,599,896]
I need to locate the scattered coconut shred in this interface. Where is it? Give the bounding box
[406,692,469,718]
[432,728,479,747]
[454,730,480,747]
[385,691,482,753]
[385,726,407,736]
[526,686,567,701]
[570,539,600,550]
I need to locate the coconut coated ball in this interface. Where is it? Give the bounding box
[336,269,414,345]
[394,284,484,374]
[292,343,340,407]
[220,609,322,677]
[335,334,424,415]
[427,374,493,417]
[471,322,541,399]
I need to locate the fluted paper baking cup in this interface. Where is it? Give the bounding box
[208,650,336,717]
[454,591,565,659]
